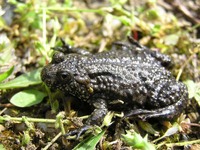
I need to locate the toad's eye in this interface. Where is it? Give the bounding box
[58,71,73,82]
[52,52,65,63]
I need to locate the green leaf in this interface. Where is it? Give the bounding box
[163,34,179,46]
[35,41,51,63]
[22,131,31,146]
[0,43,15,65]
[0,144,6,150]
[122,131,156,150]
[0,16,7,29]
[194,92,200,106]
[151,24,161,35]
[10,89,47,107]
[116,16,131,26]
[138,121,159,135]
[102,111,114,127]
[184,80,196,98]
[163,122,179,137]
[184,80,200,106]
[0,68,42,89]
[145,9,159,20]
[0,66,14,82]
[73,130,106,150]
[109,0,128,6]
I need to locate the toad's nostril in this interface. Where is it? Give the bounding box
[41,66,57,83]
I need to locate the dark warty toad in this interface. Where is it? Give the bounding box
[41,36,188,136]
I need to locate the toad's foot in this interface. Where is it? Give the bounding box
[64,125,92,139]
[65,98,108,139]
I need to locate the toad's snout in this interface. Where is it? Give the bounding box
[41,65,57,87]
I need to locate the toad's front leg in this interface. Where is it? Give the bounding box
[66,98,108,138]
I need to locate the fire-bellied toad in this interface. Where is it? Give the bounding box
[41,36,188,136]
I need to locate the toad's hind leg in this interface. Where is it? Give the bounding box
[125,98,187,120]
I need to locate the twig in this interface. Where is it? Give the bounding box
[166,139,200,147]
[173,0,200,24]
[42,132,62,150]
[0,103,15,108]
[176,53,195,81]
[158,0,200,24]
[0,107,7,115]
[0,115,89,124]
[0,115,58,123]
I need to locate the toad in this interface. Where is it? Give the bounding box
[41,36,188,136]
